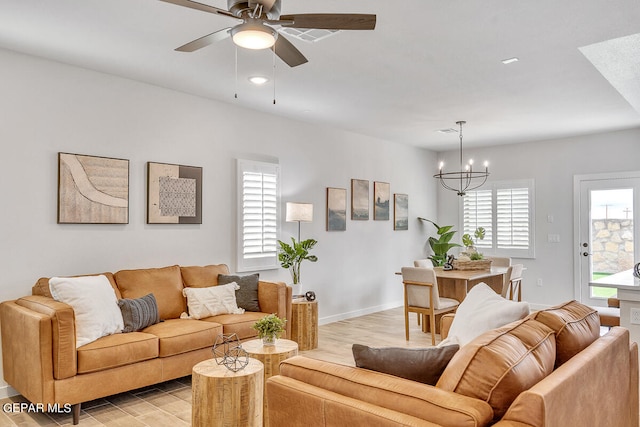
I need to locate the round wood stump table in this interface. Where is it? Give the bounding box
[291,300,318,350]
[243,338,299,427]
[192,357,264,427]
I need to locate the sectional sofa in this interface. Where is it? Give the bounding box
[0,263,291,425]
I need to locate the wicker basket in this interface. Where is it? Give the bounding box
[452,259,492,270]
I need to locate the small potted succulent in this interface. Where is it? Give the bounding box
[252,314,286,346]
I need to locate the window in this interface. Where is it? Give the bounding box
[236,159,280,272]
[461,179,535,258]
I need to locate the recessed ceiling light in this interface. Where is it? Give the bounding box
[501,57,519,65]
[248,76,269,85]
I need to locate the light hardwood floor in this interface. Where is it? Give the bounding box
[0,307,437,426]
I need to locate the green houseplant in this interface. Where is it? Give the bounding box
[418,218,461,267]
[252,314,286,345]
[277,237,318,285]
[461,227,486,260]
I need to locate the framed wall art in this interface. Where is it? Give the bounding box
[394,193,409,230]
[147,162,202,224]
[326,187,347,231]
[373,181,390,221]
[58,152,129,224]
[351,179,369,220]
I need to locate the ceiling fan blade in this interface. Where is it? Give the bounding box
[158,0,236,18]
[271,34,308,67]
[176,28,231,52]
[279,13,376,30]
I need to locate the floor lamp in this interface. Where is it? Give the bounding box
[285,202,313,242]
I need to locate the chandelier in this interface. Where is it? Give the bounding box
[433,121,489,196]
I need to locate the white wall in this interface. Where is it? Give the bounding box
[436,128,640,308]
[0,48,437,396]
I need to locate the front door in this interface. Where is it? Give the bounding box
[575,173,640,306]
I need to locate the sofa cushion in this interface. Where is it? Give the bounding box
[118,293,160,332]
[530,300,600,367]
[182,283,244,319]
[180,264,230,287]
[77,332,158,374]
[203,311,266,340]
[33,272,121,299]
[352,344,459,385]
[439,282,530,347]
[49,275,124,348]
[437,317,556,421]
[218,273,261,312]
[142,318,222,357]
[114,265,185,320]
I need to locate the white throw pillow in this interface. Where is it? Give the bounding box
[49,275,124,348]
[439,282,530,347]
[182,282,245,319]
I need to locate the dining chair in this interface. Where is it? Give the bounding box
[401,267,460,345]
[485,256,511,267]
[413,259,431,268]
[501,263,524,301]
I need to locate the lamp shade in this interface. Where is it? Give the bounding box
[286,202,313,222]
[231,22,277,50]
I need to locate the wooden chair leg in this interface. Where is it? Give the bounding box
[405,308,410,341]
[429,312,436,346]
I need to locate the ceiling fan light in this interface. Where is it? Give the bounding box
[231,23,277,50]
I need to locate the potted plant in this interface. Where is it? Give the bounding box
[418,218,461,267]
[277,237,318,295]
[461,227,486,260]
[252,314,286,346]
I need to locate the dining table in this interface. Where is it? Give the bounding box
[433,266,510,303]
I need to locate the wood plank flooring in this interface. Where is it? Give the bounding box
[0,307,436,426]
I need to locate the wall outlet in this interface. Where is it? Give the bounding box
[537,278,543,287]
[631,308,640,325]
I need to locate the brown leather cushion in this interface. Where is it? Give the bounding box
[203,312,266,340]
[114,265,185,320]
[530,300,600,367]
[142,318,222,357]
[77,332,158,374]
[352,344,459,385]
[180,264,230,288]
[437,318,556,421]
[33,272,121,299]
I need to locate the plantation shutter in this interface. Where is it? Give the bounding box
[237,160,280,271]
[463,190,492,249]
[496,187,530,249]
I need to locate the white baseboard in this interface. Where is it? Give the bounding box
[0,384,18,399]
[318,300,403,326]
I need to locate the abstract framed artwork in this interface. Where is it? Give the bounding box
[147,162,202,224]
[351,179,369,220]
[373,181,390,221]
[326,187,347,231]
[58,152,129,224]
[394,193,409,230]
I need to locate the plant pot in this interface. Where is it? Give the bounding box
[291,283,303,297]
[262,335,277,346]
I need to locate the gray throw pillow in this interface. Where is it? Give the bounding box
[118,293,160,333]
[352,343,459,385]
[218,273,260,312]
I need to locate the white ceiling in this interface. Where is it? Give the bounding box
[1,0,639,151]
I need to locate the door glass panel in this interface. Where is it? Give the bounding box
[589,188,634,299]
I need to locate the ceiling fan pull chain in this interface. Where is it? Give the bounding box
[234,46,238,99]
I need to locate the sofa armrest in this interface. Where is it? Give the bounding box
[12,295,77,379]
[257,280,292,339]
[276,356,493,426]
[0,299,57,405]
[440,313,455,340]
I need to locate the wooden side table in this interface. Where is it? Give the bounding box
[291,300,318,350]
[192,358,263,427]
[243,339,299,426]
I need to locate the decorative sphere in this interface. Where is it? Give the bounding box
[305,291,316,301]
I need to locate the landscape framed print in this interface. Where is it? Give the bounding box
[351,179,369,220]
[326,187,347,231]
[373,181,390,221]
[147,161,202,224]
[58,152,129,224]
[394,193,408,230]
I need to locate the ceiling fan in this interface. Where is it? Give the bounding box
[158,0,376,67]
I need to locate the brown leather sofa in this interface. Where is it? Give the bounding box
[266,301,639,427]
[0,264,291,425]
